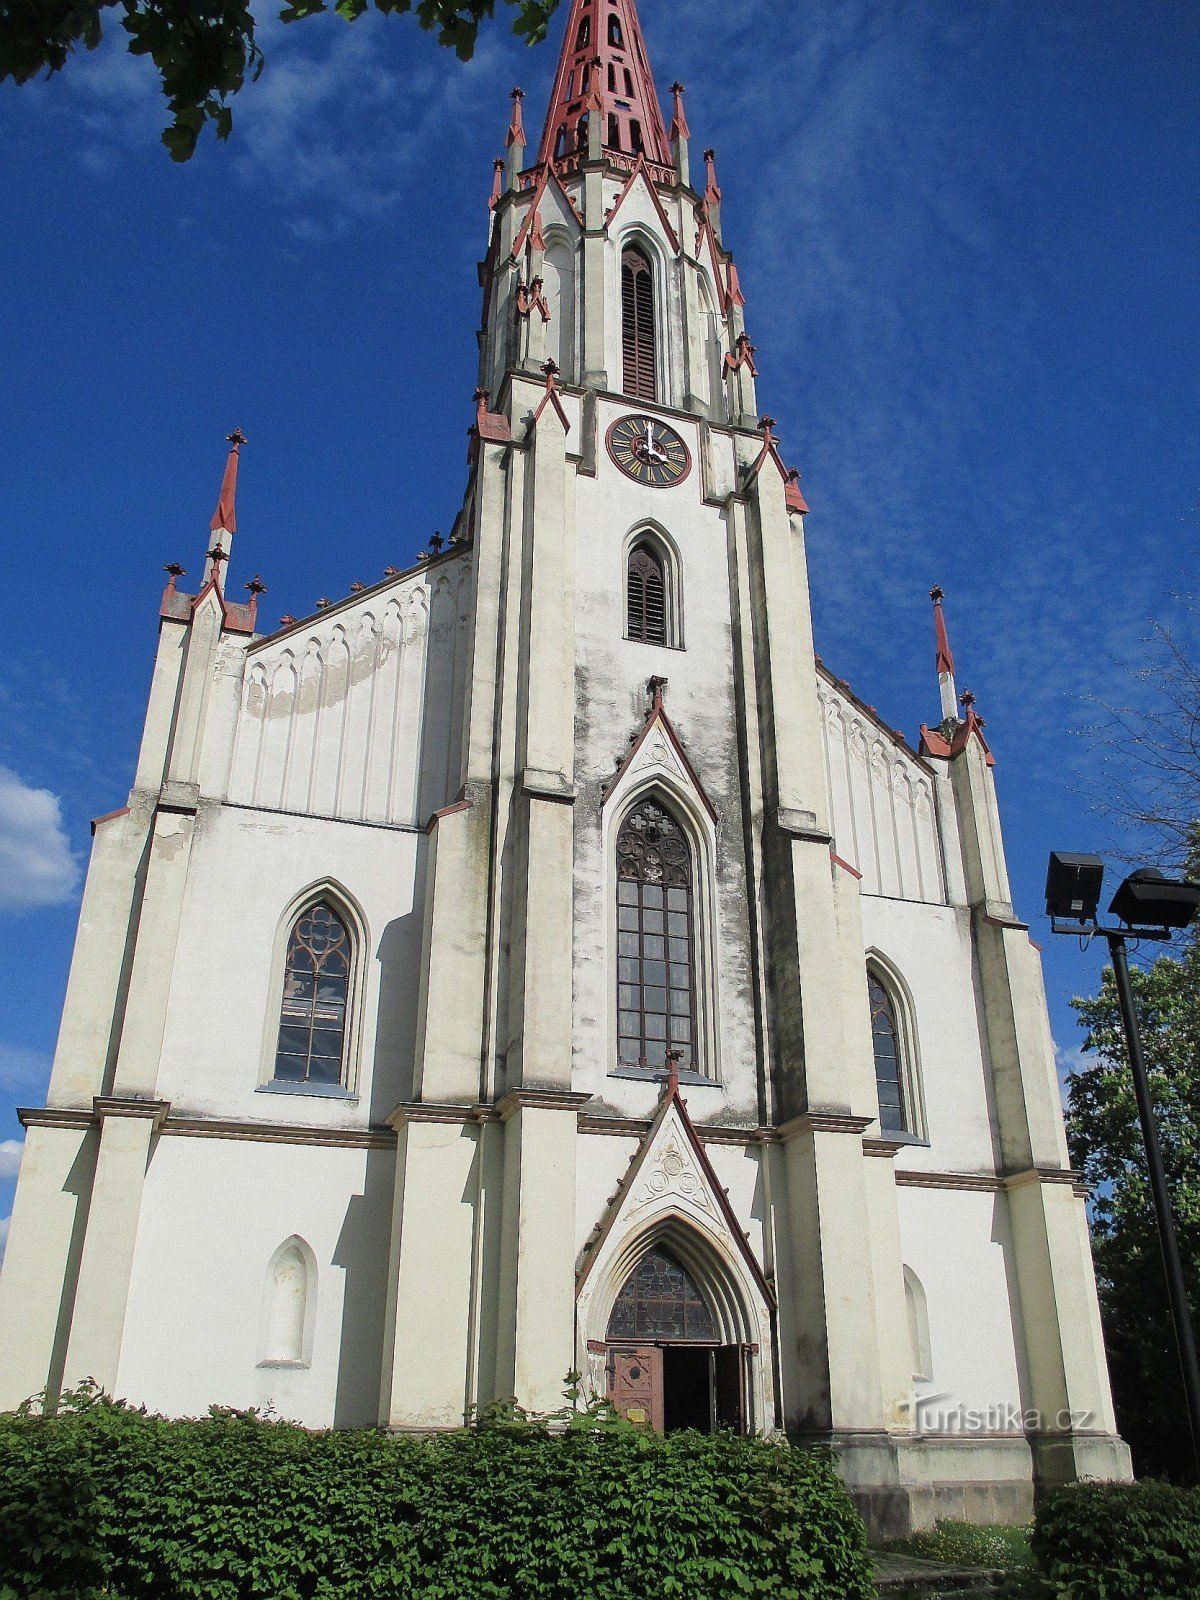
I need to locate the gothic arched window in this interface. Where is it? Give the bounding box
[869,969,910,1134]
[273,902,353,1086]
[617,798,696,1070]
[607,1248,716,1341]
[621,245,657,402]
[608,11,624,47]
[627,542,666,645]
[608,113,621,150]
[575,14,590,49]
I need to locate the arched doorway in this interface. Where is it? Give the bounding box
[603,1246,747,1433]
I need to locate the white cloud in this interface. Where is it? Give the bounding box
[0,1217,9,1267]
[0,768,81,911]
[0,1043,52,1090]
[0,1141,23,1182]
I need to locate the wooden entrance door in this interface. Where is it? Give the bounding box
[607,1345,663,1430]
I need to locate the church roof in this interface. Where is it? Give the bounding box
[535,0,672,177]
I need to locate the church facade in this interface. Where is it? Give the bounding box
[0,0,1130,1531]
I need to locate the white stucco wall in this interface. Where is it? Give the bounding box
[117,1134,394,1427]
[896,1185,1028,1429]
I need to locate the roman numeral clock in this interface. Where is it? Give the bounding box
[606,415,691,487]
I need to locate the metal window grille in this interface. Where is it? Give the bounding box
[621,246,657,401]
[274,902,351,1086]
[868,971,907,1133]
[627,543,666,644]
[616,798,696,1070]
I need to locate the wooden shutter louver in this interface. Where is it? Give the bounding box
[627,543,666,645]
[621,247,657,402]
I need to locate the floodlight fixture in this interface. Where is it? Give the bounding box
[1109,868,1200,933]
[1044,851,1104,924]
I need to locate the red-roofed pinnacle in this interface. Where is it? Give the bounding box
[930,584,955,676]
[669,81,690,142]
[506,86,526,148]
[536,0,671,171]
[210,428,245,535]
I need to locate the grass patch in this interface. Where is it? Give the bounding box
[880,1520,1035,1571]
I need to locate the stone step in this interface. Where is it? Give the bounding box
[873,1551,1008,1596]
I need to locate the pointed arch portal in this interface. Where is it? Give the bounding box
[576,1080,776,1438]
[600,1237,752,1435]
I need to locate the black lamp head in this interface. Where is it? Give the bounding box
[1109,868,1200,932]
[1045,852,1105,923]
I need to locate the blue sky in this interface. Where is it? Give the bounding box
[0,0,1196,1251]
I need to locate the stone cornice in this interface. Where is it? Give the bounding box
[94,1096,172,1129]
[777,1111,875,1142]
[495,1088,594,1121]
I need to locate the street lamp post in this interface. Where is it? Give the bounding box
[1045,854,1200,1480]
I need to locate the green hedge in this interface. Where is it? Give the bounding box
[0,1388,874,1600]
[1033,1480,1200,1600]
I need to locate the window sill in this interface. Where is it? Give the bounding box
[257,1081,358,1103]
[622,635,685,652]
[256,1359,310,1371]
[610,1065,717,1087]
[886,1129,930,1148]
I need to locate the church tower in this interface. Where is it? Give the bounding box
[0,0,1130,1531]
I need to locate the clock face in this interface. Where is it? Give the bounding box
[606,415,692,487]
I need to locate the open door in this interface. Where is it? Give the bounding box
[607,1345,663,1430]
[714,1345,746,1432]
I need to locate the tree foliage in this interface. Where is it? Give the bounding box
[0,0,563,160]
[1066,929,1200,1478]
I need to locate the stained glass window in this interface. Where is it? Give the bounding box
[616,798,696,1070]
[607,1248,717,1341]
[274,902,352,1086]
[869,971,906,1134]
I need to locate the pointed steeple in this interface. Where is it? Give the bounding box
[535,0,671,174]
[929,584,958,722]
[207,428,245,581]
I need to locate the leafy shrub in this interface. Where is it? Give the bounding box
[1032,1480,1200,1600]
[0,1386,874,1600]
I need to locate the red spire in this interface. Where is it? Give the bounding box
[930,584,955,676]
[669,81,690,142]
[703,147,722,206]
[506,86,526,148]
[210,428,245,535]
[536,0,671,172]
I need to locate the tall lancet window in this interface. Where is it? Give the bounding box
[617,798,696,1070]
[869,970,907,1134]
[621,245,657,402]
[274,902,352,1086]
[627,542,666,645]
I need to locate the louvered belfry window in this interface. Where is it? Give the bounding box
[616,798,697,1071]
[627,542,666,645]
[621,246,657,401]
